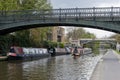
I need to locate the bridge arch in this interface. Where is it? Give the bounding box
[0,20,119,35]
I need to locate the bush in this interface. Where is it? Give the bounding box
[42,40,58,48]
[59,42,64,48]
[42,41,65,48]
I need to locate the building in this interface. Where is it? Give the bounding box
[47,27,65,42]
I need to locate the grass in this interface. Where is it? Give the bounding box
[115,50,120,54]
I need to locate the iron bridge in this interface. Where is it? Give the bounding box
[80,38,117,45]
[0,7,120,34]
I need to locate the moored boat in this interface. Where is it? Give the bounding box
[7,46,50,61]
[48,47,71,56]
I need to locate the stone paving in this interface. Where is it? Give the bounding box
[90,49,120,80]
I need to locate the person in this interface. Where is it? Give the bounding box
[47,46,51,53]
[52,47,56,56]
[73,47,78,54]
[49,46,56,56]
[10,47,15,53]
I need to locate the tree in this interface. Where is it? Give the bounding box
[0,0,20,10]
[110,34,120,43]
[0,0,52,55]
[13,0,52,47]
[66,27,96,41]
[35,0,52,10]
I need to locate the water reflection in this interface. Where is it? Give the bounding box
[7,62,23,80]
[0,54,103,80]
[0,62,8,80]
[0,61,24,80]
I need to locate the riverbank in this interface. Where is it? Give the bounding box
[90,59,103,80]
[90,49,120,80]
[0,56,7,61]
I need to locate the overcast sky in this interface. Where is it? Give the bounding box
[51,0,120,8]
[50,0,119,38]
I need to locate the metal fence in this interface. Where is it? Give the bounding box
[0,7,120,23]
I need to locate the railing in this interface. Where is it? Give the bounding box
[0,7,120,23]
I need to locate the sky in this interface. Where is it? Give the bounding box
[50,0,120,38]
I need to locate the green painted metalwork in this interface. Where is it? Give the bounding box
[80,39,116,45]
[0,7,120,34]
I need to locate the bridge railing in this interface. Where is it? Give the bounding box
[0,7,120,23]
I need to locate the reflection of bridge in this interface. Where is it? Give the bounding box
[1,7,120,34]
[80,38,116,46]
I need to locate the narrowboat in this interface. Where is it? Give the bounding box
[7,46,50,61]
[48,47,71,56]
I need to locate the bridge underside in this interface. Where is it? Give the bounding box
[0,20,120,35]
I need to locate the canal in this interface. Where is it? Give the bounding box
[0,52,104,80]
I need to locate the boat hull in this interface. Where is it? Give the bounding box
[7,56,23,60]
[72,53,80,56]
[7,54,50,61]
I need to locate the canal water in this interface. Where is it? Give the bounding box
[0,53,103,80]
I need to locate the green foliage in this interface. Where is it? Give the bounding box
[66,28,96,41]
[58,42,64,48]
[115,50,120,54]
[92,42,100,54]
[13,30,33,47]
[110,34,120,43]
[42,41,65,48]
[19,0,37,10]
[0,0,20,10]
[35,0,52,10]
[0,0,52,55]
[103,44,111,49]
[42,40,52,48]
[0,34,13,54]
[84,41,100,54]
[16,0,52,48]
